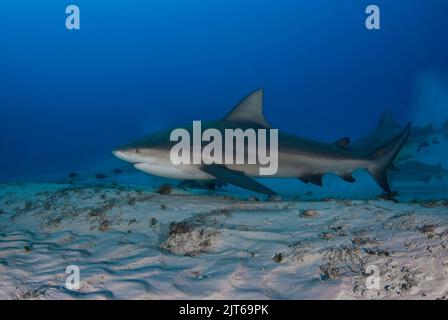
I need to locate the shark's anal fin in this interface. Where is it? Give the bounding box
[200,164,277,195]
[333,137,351,150]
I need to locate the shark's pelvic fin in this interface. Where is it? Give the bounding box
[200,164,277,195]
[333,137,351,150]
[223,89,271,128]
[368,123,411,194]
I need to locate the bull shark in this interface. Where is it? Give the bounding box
[113,90,410,196]
[352,111,448,164]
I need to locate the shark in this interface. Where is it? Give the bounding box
[113,89,410,196]
[352,111,448,164]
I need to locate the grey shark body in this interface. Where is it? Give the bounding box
[114,90,410,195]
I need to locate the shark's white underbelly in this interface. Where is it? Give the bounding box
[134,163,214,180]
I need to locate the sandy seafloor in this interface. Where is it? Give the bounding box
[1,170,448,300]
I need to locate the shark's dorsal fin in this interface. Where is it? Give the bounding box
[333,137,350,150]
[377,111,400,129]
[223,89,271,128]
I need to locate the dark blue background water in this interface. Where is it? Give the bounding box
[1,0,448,181]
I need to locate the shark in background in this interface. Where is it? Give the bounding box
[351,111,448,185]
[113,90,410,196]
[351,111,448,164]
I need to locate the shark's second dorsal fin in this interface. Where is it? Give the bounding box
[223,89,271,128]
[377,111,400,129]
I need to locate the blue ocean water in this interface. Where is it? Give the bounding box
[1,0,448,182]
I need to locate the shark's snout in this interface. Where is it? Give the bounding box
[113,150,137,163]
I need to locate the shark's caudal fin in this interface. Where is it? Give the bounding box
[367,123,411,194]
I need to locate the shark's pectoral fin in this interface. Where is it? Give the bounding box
[200,164,277,195]
[299,174,323,186]
[333,137,351,150]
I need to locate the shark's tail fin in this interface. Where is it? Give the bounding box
[367,123,411,194]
